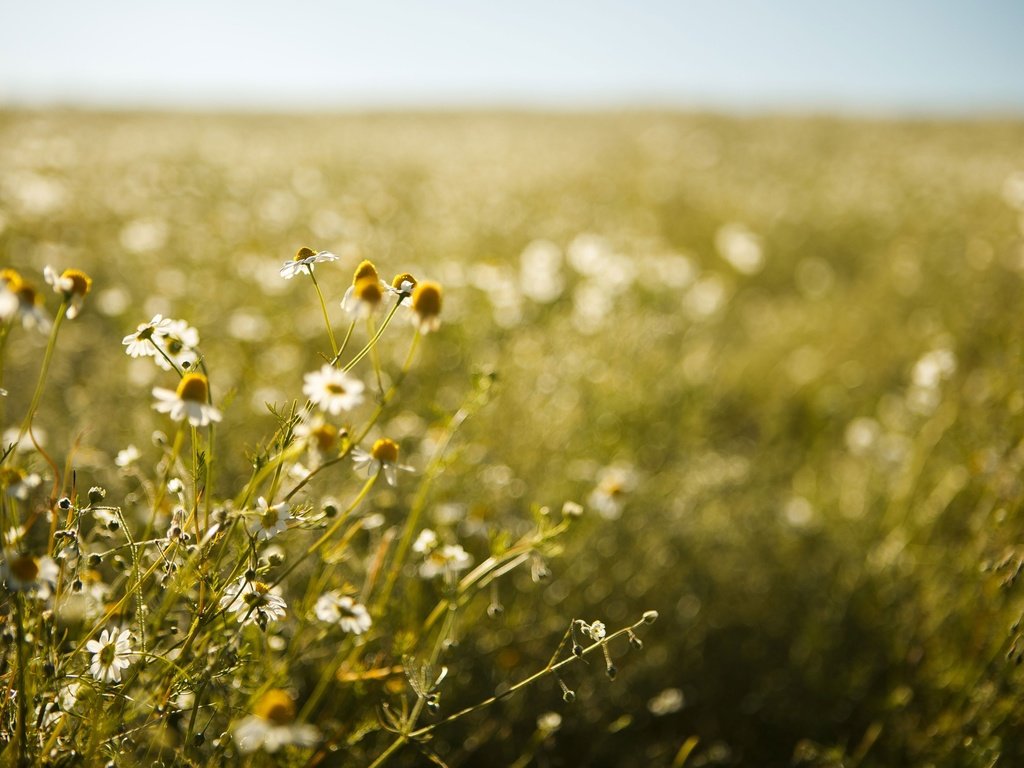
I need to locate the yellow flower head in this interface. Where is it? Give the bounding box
[351,260,379,286]
[370,437,400,465]
[175,373,210,403]
[411,281,443,333]
[253,689,296,725]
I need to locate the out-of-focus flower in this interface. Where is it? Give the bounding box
[0,467,42,500]
[410,281,443,333]
[314,591,372,634]
[341,260,387,317]
[1,553,58,596]
[233,689,319,754]
[152,373,222,427]
[419,543,472,579]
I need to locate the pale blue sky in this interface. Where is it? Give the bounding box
[1,1,1022,113]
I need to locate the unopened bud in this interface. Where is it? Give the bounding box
[88,486,106,504]
[642,610,659,625]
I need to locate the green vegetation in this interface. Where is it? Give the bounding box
[1,110,1024,766]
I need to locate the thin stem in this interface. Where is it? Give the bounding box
[13,300,66,450]
[309,271,339,359]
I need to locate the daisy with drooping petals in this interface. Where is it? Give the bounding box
[410,281,443,334]
[351,437,413,486]
[233,689,319,754]
[43,266,92,319]
[13,281,50,331]
[246,497,292,541]
[314,591,372,635]
[279,246,338,279]
[303,365,364,415]
[341,260,388,318]
[152,373,222,427]
[85,628,134,684]
[122,314,173,358]
[388,272,417,306]
[0,269,21,321]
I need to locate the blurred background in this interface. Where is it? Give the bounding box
[3,2,1024,767]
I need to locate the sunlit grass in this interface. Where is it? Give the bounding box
[1,110,1024,766]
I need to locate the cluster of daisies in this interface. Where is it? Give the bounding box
[0,264,93,331]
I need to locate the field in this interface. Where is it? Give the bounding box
[2,109,1024,767]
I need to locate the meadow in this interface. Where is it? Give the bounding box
[1,109,1024,766]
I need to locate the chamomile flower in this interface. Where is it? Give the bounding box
[13,282,50,331]
[341,260,388,317]
[246,497,292,541]
[121,314,172,358]
[412,528,438,554]
[152,318,200,371]
[351,438,413,486]
[314,591,372,635]
[0,268,21,320]
[279,246,338,279]
[43,266,92,319]
[84,628,134,684]
[219,577,287,629]
[1,553,58,595]
[388,272,417,305]
[293,414,341,461]
[588,466,636,520]
[303,365,365,415]
[152,373,222,427]
[233,689,319,754]
[115,444,141,468]
[410,281,443,334]
[0,467,42,500]
[419,543,473,579]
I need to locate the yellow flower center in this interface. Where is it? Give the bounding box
[391,272,417,292]
[371,438,399,464]
[61,269,92,297]
[412,282,442,319]
[0,467,25,487]
[175,373,209,403]
[295,246,316,261]
[254,689,296,725]
[253,581,271,595]
[354,275,383,306]
[0,269,23,291]
[310,423,338,453]
[352,259,380,286]
[261,507,280,529]
[9,555,39,582]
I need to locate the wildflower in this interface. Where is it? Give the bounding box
[154,318,200,371]
[580,620,606,642]
[303,364,364,415]
[0,268,21,320]
[314,591,372,635]
[13,282,50,331]
[419,543,473,579]
[219,577,287,629]
[43,266,92,318]
[293,414,341,460]
[352,438,412,487]
[410,280,443,334]
[84,628,134,684]
[115,444,141,468]
[388,272,417,305]
[246,497,292,541]
[1,553,58,595]
[279,246,338,279]
[341,260,387,317]
[152,373,222,427]
[233,689,319,754]
[412,528,438,554]
[121,314,172,358]
[0,467,42,500]
[588,466,635,520]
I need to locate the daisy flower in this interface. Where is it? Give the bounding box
[303,364,364,415]
[115,444,141,468]
[43,266,92,319]
[388,272,417,305]
[1,553,59,595]
[279,246,338,279]
[153,318,200,371]
[412,528,438,554]
[219,577,287,629]
[13,282,50,331]
[410,281,443,334]
[233,689,319,754]
[152,373,222,427]
[84,628,134,684]
[419,543,473,579]
[293,414,341,461]
[588,466,636,520]
[246,497,292,541]
[0,467,42,500]
[122,314,173,358]
[352,438,412,487]
[314,591,372,635]
[0,268,21,321]
[341,260,388,317]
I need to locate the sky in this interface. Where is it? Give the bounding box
[1,0,1023,114]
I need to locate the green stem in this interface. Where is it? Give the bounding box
[309,271,339,359]
[13,301,66,451]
